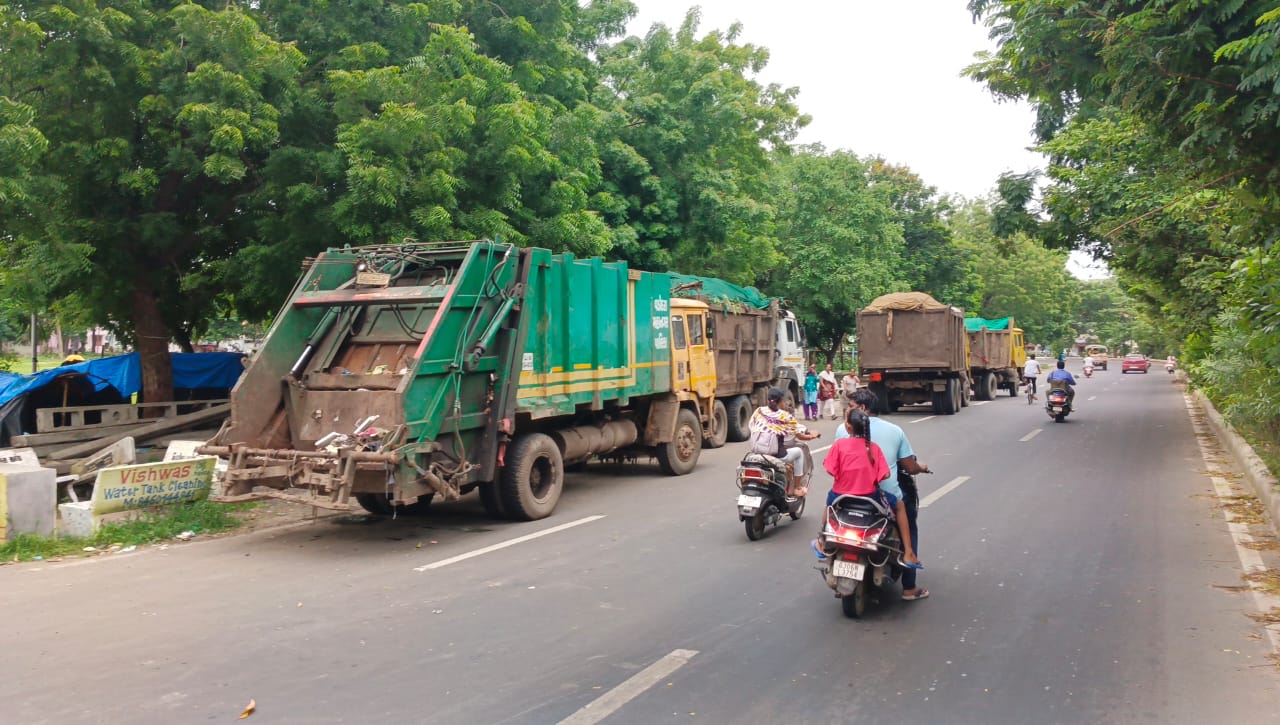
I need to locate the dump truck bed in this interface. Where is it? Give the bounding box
[857,307,968,372]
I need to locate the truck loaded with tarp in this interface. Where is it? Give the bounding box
[669,273,806,444]
[965,317,1027,400]
[201,240,720,521]
[0,352,246,447]
[856,292,971,415]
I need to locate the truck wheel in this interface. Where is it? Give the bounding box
[725,395,752,442]
[870,382,891,414]
[1008,379,1019,397]
[984,372,998,401]
[657,407,702,476]
[499,433,564,521]
[941,379,959,415]
[931,389,945,414]
[704,399,729,449]
[478,481,508,519]
[959,380,970,407]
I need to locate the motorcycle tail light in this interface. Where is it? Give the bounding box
[738,468,768,482]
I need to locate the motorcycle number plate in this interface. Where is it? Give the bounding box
[737,495,763,508]
[1052,406,1062,413]
[833,559,865,580]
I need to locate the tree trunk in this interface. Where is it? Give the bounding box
[131,281,174,409]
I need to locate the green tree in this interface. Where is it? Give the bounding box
[765,146,904,362]
[0,2,306,402]
[594,9,808,283]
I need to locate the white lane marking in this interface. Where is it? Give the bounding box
[811,443,832,454]
[920,476,971,508]
[1088,396,1097,401]
[908,416,935,424]
[1184,396,1280,652]
[971,400,990,407]
[559,649,699,725]
[413,515,605,572]
[1019,429,1042,442]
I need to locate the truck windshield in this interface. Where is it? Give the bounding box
[687,315,704,346]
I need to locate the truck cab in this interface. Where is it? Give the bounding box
[775,310,806,395]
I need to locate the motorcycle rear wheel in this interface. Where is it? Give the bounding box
[745,510,767,541]
[841,580,868,618]
[788,495,805,521]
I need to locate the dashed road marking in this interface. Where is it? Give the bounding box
[559,649,699,725]
[971,400,990,407]
[1088,396,1097,401]
[1019,428,1042,442]
[909,416,935,424]
[414,515,605,572]
[920,476,971,508]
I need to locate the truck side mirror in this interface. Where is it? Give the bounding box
[706,317,715,340]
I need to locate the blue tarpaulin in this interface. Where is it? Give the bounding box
[0,352,245,407]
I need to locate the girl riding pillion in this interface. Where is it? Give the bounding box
[815,409,921,569]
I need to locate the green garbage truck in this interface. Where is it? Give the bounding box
[201,240,718,521]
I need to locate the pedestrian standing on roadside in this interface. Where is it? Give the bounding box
[841,369,860,415]
[803,366,820,420]
[818,363,839,420]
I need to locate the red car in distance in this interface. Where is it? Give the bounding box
[1121,353,1151,373]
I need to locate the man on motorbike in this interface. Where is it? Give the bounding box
[749,387,820,496]
[1047,360,1078,406]
[837,388,932,601]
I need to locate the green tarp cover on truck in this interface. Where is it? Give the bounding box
[964,317,1013,332]
[669,273,771,311]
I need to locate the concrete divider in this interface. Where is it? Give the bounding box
[59,457,218,538]
[1193,389,1280,536]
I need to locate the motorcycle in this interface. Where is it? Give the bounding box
[1083,363,1094,378]
[1045,385,1072,422]
[814,493,907,618]
[736,445,810,541]
[1166,361,1175,374]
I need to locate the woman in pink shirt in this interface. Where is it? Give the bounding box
[820,411,920,568]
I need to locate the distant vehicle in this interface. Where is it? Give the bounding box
[1121,353,1151,374]
[1084,344,1109,370]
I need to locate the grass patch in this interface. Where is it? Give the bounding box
[2,501,257,563]
[1243,569,1280,597]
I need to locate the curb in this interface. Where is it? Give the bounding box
[1192,389,1280,537]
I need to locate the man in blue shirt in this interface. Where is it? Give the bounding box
[835,389,932,601]
[1046,359,1078,407]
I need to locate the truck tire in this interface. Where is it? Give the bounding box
[704,399,729,449]
[657,407,702,476]
[983,372,998,401]
[941,378,959,415]
[478,481,508,519]
[725,395,752,442]
[959,380,970,407]
[499,433,564,521]
[931,389,945,414]
[870,382,891,414]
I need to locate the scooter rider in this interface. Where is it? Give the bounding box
[749,387,820,496]
[838,388,932,601]
[1047,359,1078,406]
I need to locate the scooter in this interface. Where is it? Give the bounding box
[1166,361,1175,374]
[814,493,906,618]
[736,443,811,541]
[1046,385,1072,422]
[1083,363,1094,378]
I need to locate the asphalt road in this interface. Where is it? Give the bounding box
[4,367,1280,724]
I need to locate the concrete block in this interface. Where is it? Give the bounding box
[59,501,97,538]
[0,464,57,540]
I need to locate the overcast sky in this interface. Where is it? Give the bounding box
[624,1,1107,277]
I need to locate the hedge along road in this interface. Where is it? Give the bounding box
[1,371,1277,724]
